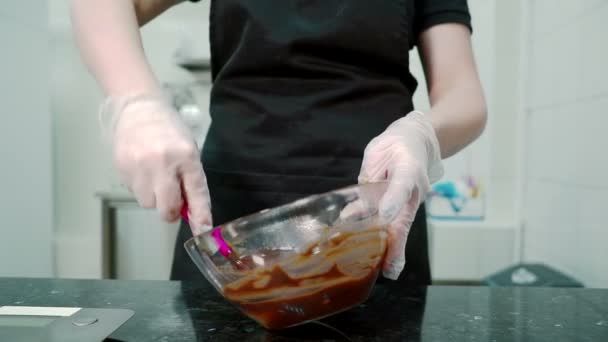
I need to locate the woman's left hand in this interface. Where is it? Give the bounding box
[358,111,444,280]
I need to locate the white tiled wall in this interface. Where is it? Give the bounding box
[522,0,608,288]
[0,1,54,276]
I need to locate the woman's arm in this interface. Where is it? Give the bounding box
[70,0,213,232]
[358,23,485,278]
[69,0,183,96]
[418,23,488,158]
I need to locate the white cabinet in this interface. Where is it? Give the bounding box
[429,221,520,283]
[97,193,181,280]
[114,207,181,280]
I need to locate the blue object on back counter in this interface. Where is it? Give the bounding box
[431,182,466,213]
[433,182,460,198]
[427,177,485,220]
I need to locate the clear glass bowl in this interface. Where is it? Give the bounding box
[184,182,389,330]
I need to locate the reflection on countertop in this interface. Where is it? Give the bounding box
[1,278,607,341]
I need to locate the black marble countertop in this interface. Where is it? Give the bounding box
[1,278,607,341]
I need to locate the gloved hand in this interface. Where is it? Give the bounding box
[71,0,212,234]
[102,94,212,235]
[358,111,443,280]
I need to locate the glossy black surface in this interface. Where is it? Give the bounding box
[1,278,607,341]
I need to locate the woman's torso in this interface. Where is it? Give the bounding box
[203,0,420,189]
[171,0,432,285]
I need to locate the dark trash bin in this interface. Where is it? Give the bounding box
[483,263,584,287]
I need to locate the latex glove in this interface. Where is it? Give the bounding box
[102,94,212,235]
[358,111,443,280]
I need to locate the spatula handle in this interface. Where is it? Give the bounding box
[180,202,235,259]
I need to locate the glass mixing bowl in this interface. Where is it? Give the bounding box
[184,182,389,330]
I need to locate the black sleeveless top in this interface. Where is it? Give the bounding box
[194,0,470,192]
[172,0,472,284]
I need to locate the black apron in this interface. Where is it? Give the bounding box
[171,0,431,286]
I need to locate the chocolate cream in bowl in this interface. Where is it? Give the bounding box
[222,226,387,329]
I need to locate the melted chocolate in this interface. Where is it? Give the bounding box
[222,227,387,329]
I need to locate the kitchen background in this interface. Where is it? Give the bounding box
[1,0,606,287]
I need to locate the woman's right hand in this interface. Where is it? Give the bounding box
[70,1,208,233]
[108,96,212,235]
